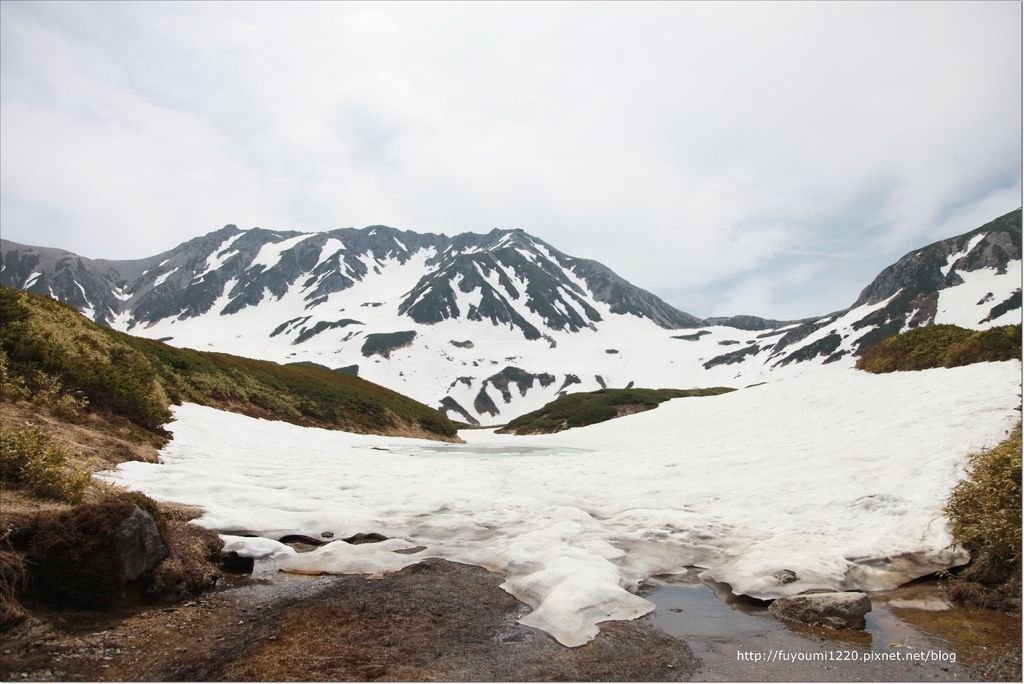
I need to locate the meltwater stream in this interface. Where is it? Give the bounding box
[101,363,1021,647]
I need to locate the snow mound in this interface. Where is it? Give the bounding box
[101,362,1021,647]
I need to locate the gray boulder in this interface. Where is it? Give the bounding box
[768,591,872,630]
[112,505,167,580]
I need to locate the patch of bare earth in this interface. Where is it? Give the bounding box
[0,401,161,471]
[1,561,699,682]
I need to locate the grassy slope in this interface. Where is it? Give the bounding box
[855,322,1022,610]
[0,287,458,440]
[499,387,735,435]
[856,323,1021,374]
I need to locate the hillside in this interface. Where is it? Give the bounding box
[0,287,459,441]
[2,209,1020,425]
[499,387,735,434]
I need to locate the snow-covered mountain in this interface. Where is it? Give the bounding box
[2,209,1020,424]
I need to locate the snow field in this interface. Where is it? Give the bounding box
[100,361,1021,647]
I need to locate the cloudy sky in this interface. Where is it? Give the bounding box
[1,1,1020,320]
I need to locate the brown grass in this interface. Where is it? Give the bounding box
[0,401,161,471]
[147,521,223,601]
[22,497,138,609]
[0,547,27,629]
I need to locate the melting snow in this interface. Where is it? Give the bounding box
[250,234,313,271]
[940,233,987,277]
[101,361,1020,647]
[197,233,246,277]
[315,238,346,267]
[153,267,179,288]
[935,261,1022,328]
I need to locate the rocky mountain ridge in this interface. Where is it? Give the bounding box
[2,208,1020,424]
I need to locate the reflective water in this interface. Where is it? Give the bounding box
[642,576,1019,681]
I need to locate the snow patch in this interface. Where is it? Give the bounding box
[940,233,987,277]
[935,260,1022,329]
[250,234,313,271]
[153,267,179,288]
[101,361,1020,648]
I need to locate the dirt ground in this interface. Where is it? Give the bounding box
[0,560,700,682]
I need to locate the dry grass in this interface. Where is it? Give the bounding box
[0,401,161,471]
[0,425,91,503]
[944,422,1022,612]
[147,521,223,601]
[0,546,27,629]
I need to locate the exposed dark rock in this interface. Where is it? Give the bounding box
[278,534,328,547]
[672,330,711,341]
[219,552,255,575]
[557,374,581,392]
[605,348,619,354]
[595,374,607,389]
[449,339,475,349]
[439,396,480,425]
[704,314,805,330]
[768,591,872,630]
[473,388,500,418]
[293,319,363,344]
[773,569,799,585]
[113,506,168,581]
[447,376,474,390]
[773,333,842,368]
[981,288,1021,324]
[269,316,310,337]
[360,331,417,358]
[906,291,939,328]
[767,316,840,357]
[334,364,359,376]
[483,366,556,403]
[703,345,760,369]
[569,256,703,329]
[342,533,389,545]
[718,340,740,346]
[854,211,1021,307]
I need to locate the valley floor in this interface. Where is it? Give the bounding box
[100,361,1021,647]
[3,361,1020,681]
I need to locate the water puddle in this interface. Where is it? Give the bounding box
[641,575,1020,681]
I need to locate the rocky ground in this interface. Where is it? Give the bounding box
[0,560,700,682]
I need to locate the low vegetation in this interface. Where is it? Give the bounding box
[0,286,458,625]
[944,423,1022,611]
[856,323,1021,374]
[0,287,458,440]
[499,387,735,435]
[0,426,92,504]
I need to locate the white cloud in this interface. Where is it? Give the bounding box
[1,1,1019,317]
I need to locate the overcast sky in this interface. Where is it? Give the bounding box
[1,1,1020,319]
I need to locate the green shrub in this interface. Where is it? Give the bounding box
[944,325,1023,367]
[0,349,30,402]
[501,387,735,434]
[0,288,171,430]
[0,287,459,440]
[857,324,1021,373]
[945,423,1022,590]
[0,426,91,503]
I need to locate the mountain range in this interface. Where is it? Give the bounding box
[2,208,1020,424]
